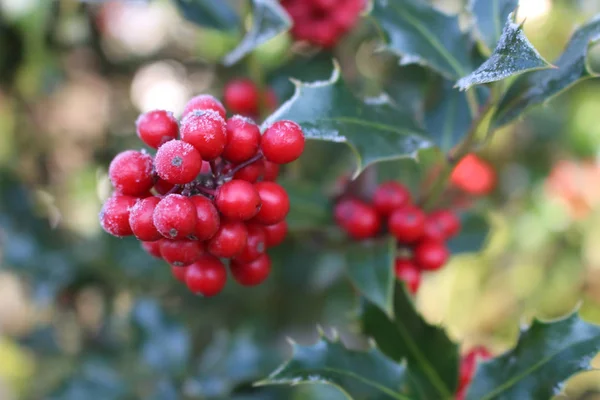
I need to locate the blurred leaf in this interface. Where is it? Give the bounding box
[447,212,489,254]
[456,13,552,91]
[174,0,240,31]
[466,312,600,400]
[48,360,127,400]
[223,0,291,66]
[362,284,459,400]
[493,16,600,128]
[267,53,334,102]
[469,0,518,51]
[279,179,333,231]
[258,336,406,399]
[262,65,431,178]
[371,0,472,79]
[346,239,395,317]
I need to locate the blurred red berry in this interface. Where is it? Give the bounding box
[334,198,381,240]
[451,154,496,196]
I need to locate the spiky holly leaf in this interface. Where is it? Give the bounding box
[346,239,395,317]
[173,0,240,31]
[257,336,407,400]
[469,0,518,52]
[223,0,291,66]
[493,15,600,128]
[447,212,489,254]
[362,284,459,400]
[370,0,472,79]
[467,312,600,400]
[457,13,552,91]
[262,64,431,177]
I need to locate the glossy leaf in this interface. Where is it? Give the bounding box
[467,312,600,400]
[258,336,407,399]
[447,212,489,254]
[174,0,240,31]
[371,0,472,79]
[457,13,552,91]
[469,0,518,51]
[262,65,431,177]
[362,284,459,399]
[223,0,291,66]
[493,15,600,128]
[346,239,395,317]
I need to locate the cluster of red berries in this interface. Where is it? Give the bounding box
[456,347,492,400]
[282,0,364,48]
[334,181,461,294]
[99,93,305,297]
[223,78,277,119]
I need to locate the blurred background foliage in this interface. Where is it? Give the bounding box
[2,0,600,399]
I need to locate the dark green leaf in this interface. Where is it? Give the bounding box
[447,212,489,254]
[457,13,552,91]
[362,284,459,399]
[278,179,333,231]
[371,0,472,79]
[223,0,291,66]
[262,64,431,177]
[174,0,240,31]
[346,239,395,317]
[466,312,600,400]
[493,16,600,128]
[258,336,407,400]
[469,0,518,51]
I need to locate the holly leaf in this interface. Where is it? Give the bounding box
[346,239,395,318]
[278,179,333,231]
[362,284,459,400]
[493,15,600,128]
[370,0,472,79]
[257,336,407,400]
[447,212,489,254]
[456,13,552,91]
[466,312,600,400]
[174,0,240,31]
[262,64,431,178]
[223,0,291,66]
[469,0,518,51]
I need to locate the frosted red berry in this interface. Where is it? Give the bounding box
[373,181,411,217]
[136,110,178,149]
[185,255,227,297]
[180,110,227,161]
[222,116,261,163]
[230,254,271,286]
[215,180,261,221]
[263,220,287,247]
[141,240,162,258]
[160,239,204,266]
[171,265,188,283]
[99,193,137,237]
[234,224,266,263]
[413,240,449,271]
[233,161,264,183]
[394,258,421,294]
[223,79,260,117]
[261,120,305,164]
[154,140,202,185]
[108,150,154,196]
[182,94,226,120]
[129,196,162,241]
[153,194,197,239]
[190,195,220,240]
[207,220,248,258]
[262,160,280,181]
[388,206,426,243]
[252,182,289,225]
[334,198,381,240]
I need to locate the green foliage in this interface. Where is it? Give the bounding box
[173,0,240,31]
[470,0,519,52]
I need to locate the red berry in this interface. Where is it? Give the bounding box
[264,88,278,113]
[261,120,305,164]
[154,140,202,185]
[182,94,226,120]
[189,195,220,240]
[141,240,162,258]
[252,182,289,225]
[459,347,492,394]
[215,180,261,221]
[129,196,162,241]
[153,194,197,239]
[394,259,421,294]
[234,224,266,263]
[99,193,137,237]
[153,178,175,195]
[413,240,449,271]
[108,150,154,196]
[388,206,426,243]
[262,160,280,181]
[429,210,461,239]
[185,255,227,296]
[230,254,271,286]
[222,116,261,163]
[373,181,411,217]
[334,198,381,240]
[135,110,178,149]
[223,79,260,117]
[451,154,496,196]
[263,220,287,247]
[180,110,227,161]
[233,161,264,183]
[421,215,447,242]
[171,265,188,283]
[207,221,248,258]
[160,239,204,266]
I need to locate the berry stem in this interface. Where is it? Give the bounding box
[163,185,181,197]
[224,153,264,179]
[196,186,216,197]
